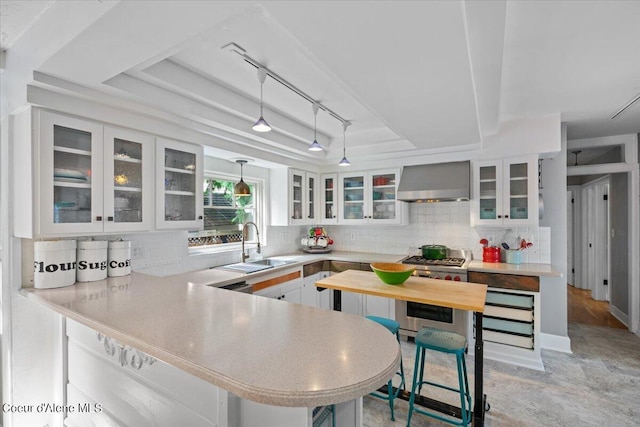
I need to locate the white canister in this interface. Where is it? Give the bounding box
[34,240,77,289]
[108,240,131,277]
[77,240,108,282]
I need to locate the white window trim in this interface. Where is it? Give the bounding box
[188,170,266,255]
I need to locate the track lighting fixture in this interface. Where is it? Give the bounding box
[338,121,351,167]
[234,160,251,196]
[225,43,353,157]
[252,67,271,132]
[308,102,323,151]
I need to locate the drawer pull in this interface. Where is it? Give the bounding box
[97,332,156,370]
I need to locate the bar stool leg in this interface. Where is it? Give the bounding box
[407,343,423,427]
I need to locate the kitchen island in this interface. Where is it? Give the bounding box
[21,272,401,427]
[316,270,488,426]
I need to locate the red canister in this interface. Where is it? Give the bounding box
[482,246,501,263]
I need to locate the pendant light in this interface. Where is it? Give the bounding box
[234,160,251,196]
[338,121,351,166]
[307,102,323,151]
[252,67,271,132]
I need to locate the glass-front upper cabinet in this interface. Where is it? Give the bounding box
[472,156,538,226]
[155,138,204,230]
[338,169,403,224]
[370,172,397,221]
[340,172,366,223]
[103,127,154,232]
[307,173,316,222]
[320,174,338,224]
[39,112,104,235]
[37,112,156,236]
[290,171,304,224]
[288,169,317,225]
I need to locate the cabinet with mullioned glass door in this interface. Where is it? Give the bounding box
[289,169,319,226]
[338,169,404,225]
[471,155,539,226]
[155,138,204,230]
[320,173,338,224]
[36,110,154,236]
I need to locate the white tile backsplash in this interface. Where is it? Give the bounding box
[326,201,551,263]
[21,202,551,282]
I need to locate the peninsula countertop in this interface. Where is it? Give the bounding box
[21,272,400,408]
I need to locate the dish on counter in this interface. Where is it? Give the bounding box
[370,263,415,285]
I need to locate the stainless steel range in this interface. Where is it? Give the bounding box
[396,249,472,338]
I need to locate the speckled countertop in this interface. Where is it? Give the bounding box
[21,249,558,408]
[21,266,401,408]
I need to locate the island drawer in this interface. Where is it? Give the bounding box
[469,271,539,292]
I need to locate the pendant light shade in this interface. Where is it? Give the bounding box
[252,67,271,132]
[308,102,323,151]
[338,121,351,166]
[234,160,251,197]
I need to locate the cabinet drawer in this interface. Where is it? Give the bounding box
[484,330,534,349]
[469,271,539,292]
[486,291,534,309]
[484,317,533,336]
[484,305,533,322]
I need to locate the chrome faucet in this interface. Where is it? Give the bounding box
[241,221,261,263]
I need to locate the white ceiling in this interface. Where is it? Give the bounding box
[4,0,640,168]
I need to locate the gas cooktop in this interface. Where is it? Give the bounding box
[402,256,466,267]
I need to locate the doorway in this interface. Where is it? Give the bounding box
[568,177,610,301]
[566,134,639,334]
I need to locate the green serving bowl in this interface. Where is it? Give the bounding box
[370,263,415,285]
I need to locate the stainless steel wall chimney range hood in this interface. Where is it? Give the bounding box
[397,161,470,202]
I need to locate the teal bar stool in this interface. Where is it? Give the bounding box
[365,315,406,421]
[407,327,472,427]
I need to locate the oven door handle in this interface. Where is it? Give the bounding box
[414,271,433,279]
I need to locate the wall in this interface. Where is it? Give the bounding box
[610,173,629,317]
[539,123,568,342]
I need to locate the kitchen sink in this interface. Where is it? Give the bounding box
[215,258,296,274]
[246,258,296,267]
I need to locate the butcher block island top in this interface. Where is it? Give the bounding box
[21,272,400,407]
[316,270,488,313]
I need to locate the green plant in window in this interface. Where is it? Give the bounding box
[233,189,253,225]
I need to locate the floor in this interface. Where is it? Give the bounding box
[363,288,640,426]
[567,284,626,329]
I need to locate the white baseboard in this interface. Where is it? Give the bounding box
[540,333,572,353]
[610,305,629,327]
[482,341,545,371]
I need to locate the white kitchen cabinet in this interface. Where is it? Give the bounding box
[155,138,204,230]
[363,294,396,319]
[338,169,406,225]
[320,173,338,224]
[66,319,227,427]
[252,268,304,304]
[302,271,332,308]
[270,168,319,226]
[255,278,303,303]
[471,155,539,226]
[35,111,155,236]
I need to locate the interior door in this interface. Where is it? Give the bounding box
[567,191,574,285]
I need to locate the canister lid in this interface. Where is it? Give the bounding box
[108,240,131,249]
[34,239,77,251]
[78,240,108,250]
